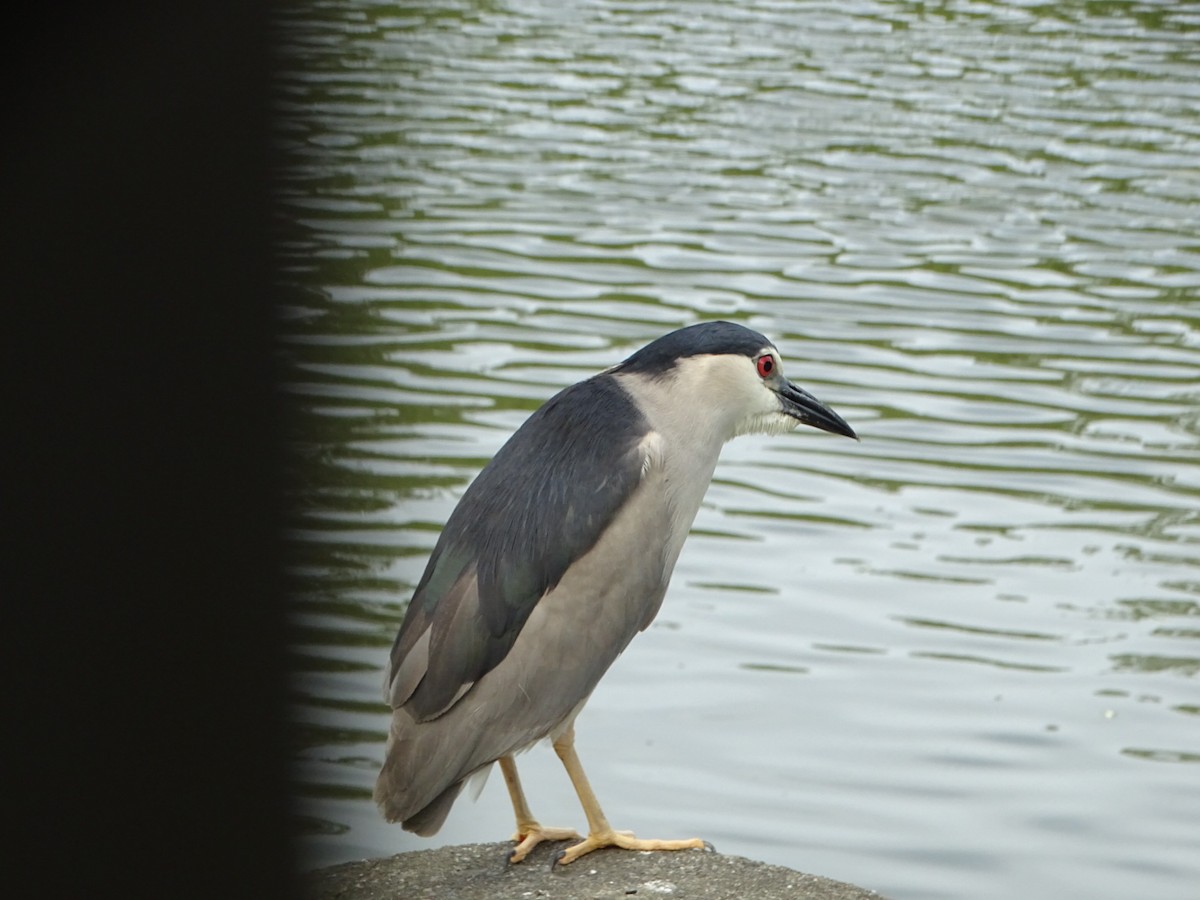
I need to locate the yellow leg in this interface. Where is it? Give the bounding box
[551,724,708,866]
[499,755,582,864]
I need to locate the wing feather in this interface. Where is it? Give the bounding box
[384,373,649,722]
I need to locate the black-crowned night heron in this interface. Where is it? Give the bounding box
[376,321,857,865]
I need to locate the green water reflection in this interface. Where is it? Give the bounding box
[277,1,1200,898]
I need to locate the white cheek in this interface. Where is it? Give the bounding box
[735,412,795,438]
[732,385,794,437]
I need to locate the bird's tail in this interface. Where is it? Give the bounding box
[373,709,475,836]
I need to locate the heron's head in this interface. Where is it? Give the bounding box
[612,321,857,443]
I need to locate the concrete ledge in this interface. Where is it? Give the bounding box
[303,840,886,899]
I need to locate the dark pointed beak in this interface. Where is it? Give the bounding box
[777,381,858,440]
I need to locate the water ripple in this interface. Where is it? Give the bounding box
[278,2,1200,898]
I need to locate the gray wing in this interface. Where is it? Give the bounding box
[384,373,650,722]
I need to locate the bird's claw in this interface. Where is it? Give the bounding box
[508,823,583,866]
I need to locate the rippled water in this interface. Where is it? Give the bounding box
[276,2,1200,898]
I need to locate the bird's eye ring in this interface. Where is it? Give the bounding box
[756,355,775,378]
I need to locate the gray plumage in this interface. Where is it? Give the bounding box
[376,321,856,837]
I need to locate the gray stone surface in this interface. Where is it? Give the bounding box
[303,841,887,899]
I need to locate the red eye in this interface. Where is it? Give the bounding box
[756,355,775,378]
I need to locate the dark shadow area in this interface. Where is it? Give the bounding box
[6,4,294,896]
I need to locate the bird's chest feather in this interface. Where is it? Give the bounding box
[640,429,723,573]
[548,432,719,638]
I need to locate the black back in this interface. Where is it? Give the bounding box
[389,372,650,721]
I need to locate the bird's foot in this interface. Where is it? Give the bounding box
[508,823,584,865]
[552,829,711,867]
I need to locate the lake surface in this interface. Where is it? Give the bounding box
[275,2,1200,898]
